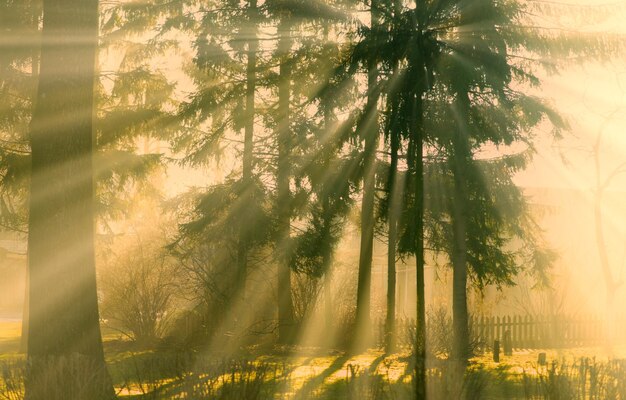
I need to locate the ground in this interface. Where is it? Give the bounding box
[2,321,626,399]
[0,320,20,359]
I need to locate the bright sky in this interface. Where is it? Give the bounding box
[514,0,626,191]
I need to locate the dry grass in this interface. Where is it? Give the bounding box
[4,320,626,399]
[0,321,21,360]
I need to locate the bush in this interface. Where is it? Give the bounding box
[0,356,112,400]
[424,307,485,358]
[99,238,179,344]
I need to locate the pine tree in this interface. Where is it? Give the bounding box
[26,0,114,397]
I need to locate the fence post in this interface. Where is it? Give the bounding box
[512,315,517,348]
[503,329,512,356]
[493,339,500,362]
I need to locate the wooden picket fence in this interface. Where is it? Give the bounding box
[472,314,618,349]
[373,315,623,350]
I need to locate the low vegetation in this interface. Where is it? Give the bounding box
[2,322,626,400]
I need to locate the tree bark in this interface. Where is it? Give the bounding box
[20,267,29,353]
[451,93,471,365]
[26,0,114,398]
[354,0,380,351]
[322,102,334,335]
[276,17,295,345]
[20,8,41,355]
[385,110,400,354]
[411,93,426,400]
[324,261,332,332]
[236,0,258,309]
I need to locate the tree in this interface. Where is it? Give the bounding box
[0,0,37,234]
[0,0,40,354]
[1,0,175,356]
[238,0,260,308]
[274,10,297,344]
[26,0,114,398]
[353,0,382,352]
[165,0,354,346]
[430,0,622,365]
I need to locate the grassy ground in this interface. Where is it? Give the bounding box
[0,320,21,359]
[2,321,626,399]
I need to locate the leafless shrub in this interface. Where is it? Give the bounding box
[100,237,179,344]
[0,355,111,400]
[292,272,322,322]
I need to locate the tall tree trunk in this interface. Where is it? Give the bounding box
[321,200,333,339]
[411,93,426,400]
[322,100,333,334]
[20,267,29,353]
[385,108,400,354]
[276,17,295,344]
[20,8,41,355]
[236,0,258,307]
[405,22,428,396]
[384,0,405,357]
[26,0,114,398]
[451,93,471,365]
[354,0,380,351]
[324,259,332,332]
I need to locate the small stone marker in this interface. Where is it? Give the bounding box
[538,352,547,366]
[493,339,500,362]
[503,329,512,356]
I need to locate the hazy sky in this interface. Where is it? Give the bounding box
[514,1,626,191]
[509,1,626,316]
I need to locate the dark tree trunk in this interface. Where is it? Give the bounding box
[26,0,114,398]
[236,0,258,306]
[354,0,380,351]
[385,112,400,354]
[451,166,469,362]
[324,260,332,332]
[411,93,426,400]
[20,9,40,355]
[322,104,333,334]
[20,267,29,353]
[451,93,471,365]
[276,17,295,345]
[321,199,333,339]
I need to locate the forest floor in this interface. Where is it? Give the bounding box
[2,320,626,399]
[0,320,20,359]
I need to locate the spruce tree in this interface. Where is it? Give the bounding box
[26,0,114,397]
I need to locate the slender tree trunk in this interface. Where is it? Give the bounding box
[20,267,29,353]
[26,0,114,398]
[451,93,471,365]
[451,166,469,362]
[385,111,400,354]
[321,200,333,339]
[236,0,258,306]
[411,93,426,400]
[324,261,332,332]
[322,102,334,334]
[276,17,295,344]
[20,9,41,355]
[354,0,380,351]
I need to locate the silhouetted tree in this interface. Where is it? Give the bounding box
[26,0,114,398]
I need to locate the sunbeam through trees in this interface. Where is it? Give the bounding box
[1,0,626,398]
